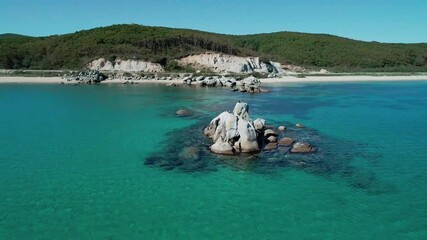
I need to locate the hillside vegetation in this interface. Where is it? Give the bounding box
[1,24,426,72]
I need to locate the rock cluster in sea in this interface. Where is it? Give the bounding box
[62,70,107,84]
[204,102,315,155]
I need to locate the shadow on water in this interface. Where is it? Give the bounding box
[143,116,395,195]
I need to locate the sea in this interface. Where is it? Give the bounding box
[0,81,426,239]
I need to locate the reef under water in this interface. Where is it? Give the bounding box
[144,115,393,195]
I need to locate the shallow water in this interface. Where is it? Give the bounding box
[0,81,426,239]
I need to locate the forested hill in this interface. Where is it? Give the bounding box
[1,24,426,72]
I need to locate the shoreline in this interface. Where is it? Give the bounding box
[1,75,427,85]
[262,75,427,84]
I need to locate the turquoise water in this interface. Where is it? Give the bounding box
[0,81,426,239]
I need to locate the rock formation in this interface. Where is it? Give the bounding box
[204,103,260,154]
[181,75,267,93]
[278,126,286,131]
[290,142,315,153]
[278,137,295,147]
[88,58,164,72]
[204,102,316,155]
[62,70,107,84]
[177,52,283,74]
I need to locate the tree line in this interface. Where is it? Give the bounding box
[1,24,426,72]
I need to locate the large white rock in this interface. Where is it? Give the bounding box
[234,119,260,153]
[233,102,250,121]
[88,58,164,72]
[205,102,260,154]
[210,139,235,155]
[253,118,266,131]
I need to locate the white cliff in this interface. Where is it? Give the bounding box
[88,58,164,72]
[177,52,283,74]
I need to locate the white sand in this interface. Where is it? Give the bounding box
[100,79,183,84]
[0,77,64,84]
[1,75,427,85]
[0,77,183,84]
[260,75,427,84]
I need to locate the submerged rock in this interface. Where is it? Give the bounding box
[178,147,200,161]
[264,142,278,151]
[145,105,391,194]
[291,142,315,153]
[176,109,192,116]
[278,137,295,147]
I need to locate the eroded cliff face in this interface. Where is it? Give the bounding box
[177,53,283,74]
[88,58,164,72]
[87,53,297,74]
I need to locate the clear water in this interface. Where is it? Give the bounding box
[0,82,426,239]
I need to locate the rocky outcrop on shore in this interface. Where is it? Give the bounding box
[59,70,270,93]
[177,53,283,74]
[88,58,164,72]
[204,102,315,155]
[181,75,267,93]
[62,70,107,84]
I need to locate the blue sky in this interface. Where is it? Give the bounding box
[1,0,426,43]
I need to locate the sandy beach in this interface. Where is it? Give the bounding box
[1,75,427,85]
[0,77,183,84]
[0,77,64,84]
[262,75,427,84]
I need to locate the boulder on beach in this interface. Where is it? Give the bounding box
[278,126,286,131]
[241,76,261,86]
[296,123,305,128]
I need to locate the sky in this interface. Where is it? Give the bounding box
[1,0,426,43]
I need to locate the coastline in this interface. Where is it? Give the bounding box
[1,75,427,85]
[262,75,427,84]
